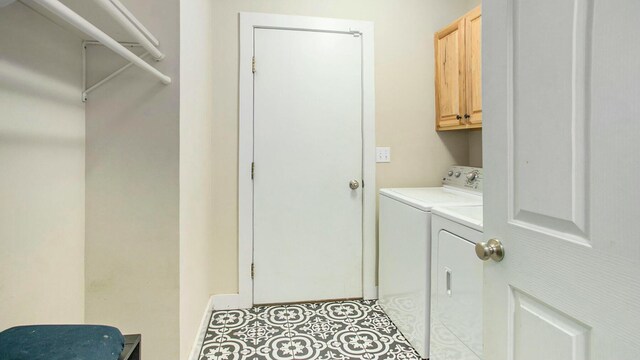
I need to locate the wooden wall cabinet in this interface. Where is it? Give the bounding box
[435,5,482,131]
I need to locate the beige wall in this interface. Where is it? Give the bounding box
[210,0,481,295]
[467,0,483,168]
[85,1,180,359]
[0,2,85,329]
[469,131,483,167]
[179,0,216,359]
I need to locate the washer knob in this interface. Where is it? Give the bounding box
[466,172,477,182]
[455,171,461,178]
[448,171,454,177]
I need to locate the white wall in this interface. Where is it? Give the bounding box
[209,0,479,295]
[0,2,85,329]
[84,1,180,359]
[179,0,216,359]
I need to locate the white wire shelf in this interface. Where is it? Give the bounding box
[18,0,171,100]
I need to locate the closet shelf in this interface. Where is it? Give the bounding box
[24,0,171,99]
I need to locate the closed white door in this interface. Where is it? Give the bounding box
[484,0,640,359]
[252,28,363,304]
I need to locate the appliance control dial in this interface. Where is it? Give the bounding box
[442,166,483,192]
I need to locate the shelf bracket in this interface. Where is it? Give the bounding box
[82,41,148,102]
[33,0,171,93]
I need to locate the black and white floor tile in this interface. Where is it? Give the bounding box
[198,300,422,360]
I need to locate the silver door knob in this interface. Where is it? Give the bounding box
[349,180,360,190]
[475,239,505,262]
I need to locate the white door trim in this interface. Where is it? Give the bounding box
[237,12,376,309]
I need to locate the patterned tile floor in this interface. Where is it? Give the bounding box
[198,300,422,360]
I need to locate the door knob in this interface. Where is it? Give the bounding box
[349,180,360,190]
[475,239,505,262]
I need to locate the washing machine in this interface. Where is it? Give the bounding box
[430,205,484,360]
[379,166,482,359]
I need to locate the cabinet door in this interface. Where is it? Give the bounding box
[435,20,466,130]
[465,6,482,126]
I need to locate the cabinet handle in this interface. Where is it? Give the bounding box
[456,115,462,120]
[445,268,452,296]
[464,114,470,119]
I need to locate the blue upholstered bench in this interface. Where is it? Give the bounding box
[0,325,140,360]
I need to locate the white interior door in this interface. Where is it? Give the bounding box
[252,28,363,305]
[484,0,640,359]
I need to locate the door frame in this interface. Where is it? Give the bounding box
[237,12,376,308]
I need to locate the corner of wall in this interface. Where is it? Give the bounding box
[178,0,216,359]
[468,130,483,167]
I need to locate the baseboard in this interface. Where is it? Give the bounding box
[363,285,378,300]
[211,293,252,310]
[187,296,215,360]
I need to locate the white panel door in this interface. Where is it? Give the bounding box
[484,0,640,359]
[253,28,363,304]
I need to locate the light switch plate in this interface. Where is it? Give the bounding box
[376,147,391,163]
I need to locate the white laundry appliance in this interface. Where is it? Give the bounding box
[378,166,483,359]
[430,205,484,360]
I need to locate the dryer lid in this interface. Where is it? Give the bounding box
[379,187,482,211]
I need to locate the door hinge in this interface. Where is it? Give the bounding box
[252,56,256,73]
[251,263,255,279]
[251,162,255,179]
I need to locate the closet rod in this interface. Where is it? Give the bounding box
[33,0,171,84]
[108,0,160,47]
[93,0,164,60]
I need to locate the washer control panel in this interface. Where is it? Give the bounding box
[442,166,483,192]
